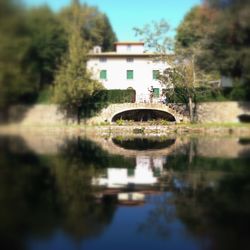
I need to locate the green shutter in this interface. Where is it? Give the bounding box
[153,70,159,80]
[100,70,107,79]
[153,88,160,97]
[127,70,133,79]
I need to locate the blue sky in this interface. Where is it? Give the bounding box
[23,0,201,41]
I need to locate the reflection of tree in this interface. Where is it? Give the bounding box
[138,151,250,250]
[51,137,118,238]
[59,136,135,169]
[174,171,250,250]
[0,136,58,250]
[0,135,125,249]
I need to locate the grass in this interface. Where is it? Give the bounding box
[182,122,250,128]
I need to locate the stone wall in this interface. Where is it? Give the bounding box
[8,104,67,126]
[195,102,250,123]
[4,102,250,126]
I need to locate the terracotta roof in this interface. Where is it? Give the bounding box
[89,53,153,57]
[88,52,173,58]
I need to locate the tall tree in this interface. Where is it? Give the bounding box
[25,6,67,89]
[0,0,38,114]
[59,2,117,51]
[135,20,215,122]
[175,5,219,78]
[177,0,250,100]
[53,0,103,124]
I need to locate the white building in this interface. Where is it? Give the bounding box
[87,41,170,103]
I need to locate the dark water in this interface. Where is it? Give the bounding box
[0,134,250,250]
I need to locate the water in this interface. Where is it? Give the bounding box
[0,133,250,250]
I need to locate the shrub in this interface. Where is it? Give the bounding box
[97,89,136,104]
[116,118,124,126]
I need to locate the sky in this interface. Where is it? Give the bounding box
[23,0,202,41]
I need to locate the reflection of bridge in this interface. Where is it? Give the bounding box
[90,136,186,158]
[88,103,189,124]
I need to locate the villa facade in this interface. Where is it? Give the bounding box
[87,41,171,103]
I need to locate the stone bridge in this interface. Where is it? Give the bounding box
[88,103,189,124]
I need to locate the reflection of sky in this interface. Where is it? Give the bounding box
[27,230,78,250]
[27,194,204,250]
[173,177,190,189]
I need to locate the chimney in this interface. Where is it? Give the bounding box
[93,46,102,54]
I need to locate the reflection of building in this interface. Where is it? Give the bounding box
[93,155,167,206]
[93,155,166,188]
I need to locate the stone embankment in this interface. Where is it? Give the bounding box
[3,101,250,126]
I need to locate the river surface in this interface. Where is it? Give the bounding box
[0,133,250,250]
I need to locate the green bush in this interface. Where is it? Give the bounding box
[97,89,136,104]
[108,89,136,103]
[116,118,124,126]
[166,84,250,103]
[166,86,250,103]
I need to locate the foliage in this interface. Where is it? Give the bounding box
[176,0,250,100]
[53,1,105,124]
[59,2,117,52]
[0,135,127,244]
[105,89,136,103]
[115,118,124,126]
[134,19,173,53]
[85,89,135,106]
[0,0,117,120]
[0,0,38,111]
[134,20,218,122]
[25,6,68,89]
[166,87,231,102]
[36,86,54,104]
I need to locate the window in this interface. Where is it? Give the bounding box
[153,88,160,98]
[153,70,160,80]
[127,70,133,80]
[127,45,131,51]
[126,57,134,62]
[100,70,107,80]
[99,57,107,63]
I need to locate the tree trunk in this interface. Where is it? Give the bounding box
[188,96,194,123]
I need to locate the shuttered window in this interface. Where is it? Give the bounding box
[153,70,159,80]
[100,70,107,79]
[127,70,133,80]
[153,88,160,97]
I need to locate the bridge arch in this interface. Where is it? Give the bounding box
[111,108,176,122]
[112,137,176,150]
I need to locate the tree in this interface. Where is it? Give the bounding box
[161,59,197,122]
[59,2,117,51]
[53,0,104,124]
[175,5,220,78]
[204,0,250,87]
[25,6,67,89]
[0,0,38,115]
[135,20,215,122]
[177,0,250,100]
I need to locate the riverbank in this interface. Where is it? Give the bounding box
[1,122,250,137]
